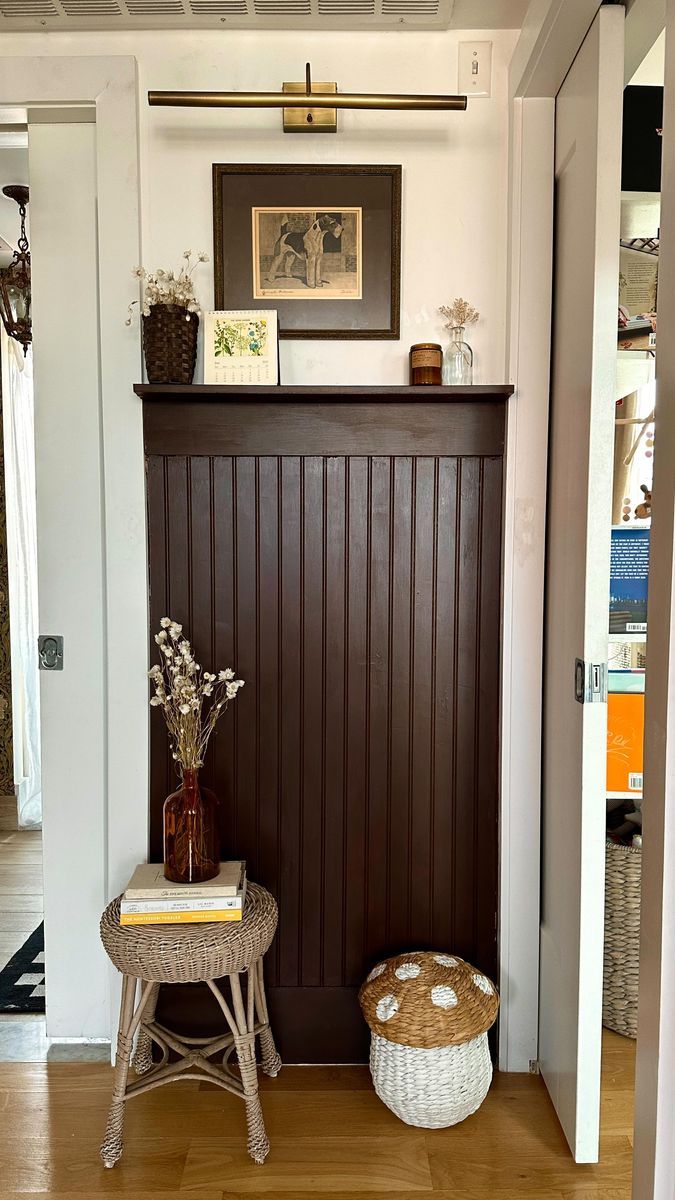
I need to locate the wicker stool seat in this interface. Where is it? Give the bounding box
[99,881,281,1169]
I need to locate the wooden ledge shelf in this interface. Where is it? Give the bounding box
[136,383,514,401]
[140,384,512,457]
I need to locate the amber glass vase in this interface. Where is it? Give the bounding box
[163,768,219,884]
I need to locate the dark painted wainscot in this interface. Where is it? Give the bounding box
[139,383,513,1064]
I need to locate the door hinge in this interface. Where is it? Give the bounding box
[575,658,607,704]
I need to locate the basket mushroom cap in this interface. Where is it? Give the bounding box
[358,952,499,1048]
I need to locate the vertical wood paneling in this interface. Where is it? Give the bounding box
[365,457,393,959]
[344,458,369,985]
[388,458,413,948]
[322,458,347,988]
[410,458,437,944]
[211,458,236,858]
[431,457,459,949]
[256,457,281,983]
[453,457,481,960]
[300,458,325,987]
[233,458,258,867]
[147,456,169,861]
[279,458,302,988]
[146,404,504,1062]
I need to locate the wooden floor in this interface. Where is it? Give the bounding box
[0,1029,634,1197]
[0,829,43,971]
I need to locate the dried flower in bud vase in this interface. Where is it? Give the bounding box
[439,298,480,330]
[148,618,244,771]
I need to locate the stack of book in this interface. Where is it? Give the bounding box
[120,861,246,926]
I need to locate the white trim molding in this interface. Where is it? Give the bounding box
[0,56,146,1039]
[500,94,554,1071]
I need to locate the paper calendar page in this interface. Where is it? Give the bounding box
[204,310,279,386]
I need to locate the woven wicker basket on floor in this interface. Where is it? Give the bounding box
[603,839,641,1039]
[359,952,499,1129]
[143,303,199,385]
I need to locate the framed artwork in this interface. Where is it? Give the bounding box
[213,164,401,339]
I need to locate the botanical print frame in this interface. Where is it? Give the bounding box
[213,164,401,340]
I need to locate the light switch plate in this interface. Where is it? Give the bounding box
[458,41,492,98]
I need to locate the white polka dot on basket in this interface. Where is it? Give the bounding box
[358,951,499,1049]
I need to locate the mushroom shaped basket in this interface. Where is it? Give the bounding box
[358,952,499,1128]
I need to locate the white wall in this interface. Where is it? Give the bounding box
[1,29,517,384]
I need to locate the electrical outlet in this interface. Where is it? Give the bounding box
[458,41,492,98]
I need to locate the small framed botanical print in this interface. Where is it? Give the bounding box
[212,164,401,340]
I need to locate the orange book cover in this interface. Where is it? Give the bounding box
[607,692,644,794]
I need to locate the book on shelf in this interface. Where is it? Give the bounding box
[120,892,244,916]
[119,906,244,927]
[124,860,245,901]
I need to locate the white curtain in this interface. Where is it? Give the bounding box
[1,333,41,827]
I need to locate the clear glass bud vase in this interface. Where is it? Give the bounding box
[443,326,474,386]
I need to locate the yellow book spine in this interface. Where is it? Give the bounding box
[120,910,243,926]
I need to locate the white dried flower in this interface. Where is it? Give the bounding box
[219,668,235,681]
[179,703,191,715]
[149,696,163,707]
[160,617,171,628]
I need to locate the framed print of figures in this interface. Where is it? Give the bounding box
[213,164,401,339]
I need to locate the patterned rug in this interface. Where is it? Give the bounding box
[0,923,45,1013]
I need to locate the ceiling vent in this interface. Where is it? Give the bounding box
[0,0,456,28]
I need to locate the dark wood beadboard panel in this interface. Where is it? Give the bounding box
[146,396,505,1063]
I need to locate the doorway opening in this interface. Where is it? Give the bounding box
[0,129,45,1055]
[600,20,663,1162]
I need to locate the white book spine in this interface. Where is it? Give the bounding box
[121,894,243,915]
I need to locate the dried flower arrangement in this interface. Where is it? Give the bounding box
[439,298,480,330]
[126,250,209,325]
[148,618,244,770]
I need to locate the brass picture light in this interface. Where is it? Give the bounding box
[148,62,467,134]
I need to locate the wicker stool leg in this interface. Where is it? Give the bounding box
[231,972,270,1164]
[100,974,136,1168]
[132,982,160,1074]
[255,958,282,1078]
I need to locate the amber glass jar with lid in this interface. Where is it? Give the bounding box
[409,342,443,386]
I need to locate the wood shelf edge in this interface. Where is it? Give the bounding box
[135,383,514,400]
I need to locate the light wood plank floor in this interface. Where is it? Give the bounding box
[0,1029,634,1197]
[0,829,43,970]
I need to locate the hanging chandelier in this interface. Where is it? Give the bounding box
[0,185,31,355]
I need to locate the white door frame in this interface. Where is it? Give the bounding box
[509,2,675,1194]
[0,57,147,1034]
[632,6,675,1197]
[501,0,603,1071]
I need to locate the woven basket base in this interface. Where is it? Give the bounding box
[370,1031,492,1128]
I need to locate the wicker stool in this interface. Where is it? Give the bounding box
[99,881,281,1168]
[359,952,499,1128]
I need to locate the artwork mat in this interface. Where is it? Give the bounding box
[251,206,363,301]
[212,163,401,340]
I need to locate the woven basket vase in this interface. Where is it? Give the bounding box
[143,303,199,385]
[603,839,641,1038]
[359,952,499,1129]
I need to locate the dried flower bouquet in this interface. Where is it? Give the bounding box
[439,297,480,329]
[148,618,244,771]
[126,250,209,324]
